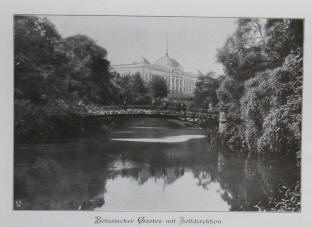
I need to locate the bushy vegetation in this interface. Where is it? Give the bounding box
[113,72,150,104]
[255,180,301,212]
[193,72,221,108]
[149,75,168,99]
[194,18,303,211]
[214,18,303,157]
[211,18,303,211]
[14,16,168,139]
[15,16,115,106]
[241,50,302,156]
[216,77,244,118]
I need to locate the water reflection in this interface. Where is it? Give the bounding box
[111,134,206,143]
[14,118,299,211]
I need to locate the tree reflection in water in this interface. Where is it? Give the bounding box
[14,120,300,211]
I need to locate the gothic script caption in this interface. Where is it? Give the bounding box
[94,216,222,225]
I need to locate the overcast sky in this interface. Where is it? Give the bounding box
[46,16,237,76]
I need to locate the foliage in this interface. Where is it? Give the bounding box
[14,16,117,138]
[216,18,303,82]
[255,181,301,211]
[14,99,84,139]
[64,34,115,105]
[149,75,168,98]
[216,18,303,159]
[271,181,301,211]
[113,72,150,104]
[214,18,303,211]
[14,16,69,104]
[15,16,116,107]
[265,19,303,62]
[216,18,269,81]
[240,50,302,156]
[194,72,220,107]
[216,77,244,117]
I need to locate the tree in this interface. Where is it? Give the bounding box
[131,73,149,104]
[194,72,220,107]
[14,16,119,138]
[14,16,70,104]
[14,16,117,107]
[216,77,244,116]
[216,18,303,159]
[65,34,114,105]
[216,18,304,82]
[216,18,269,81]
[112,72,149,104]
[240,50,302,156]
[264,19,303,62]
[149,76,168,98]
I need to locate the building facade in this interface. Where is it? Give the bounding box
[111,53,198,96]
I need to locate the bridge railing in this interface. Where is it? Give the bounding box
[70,104,219,119]
[82,104,218,113]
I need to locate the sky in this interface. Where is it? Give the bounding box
[46,16,237,76]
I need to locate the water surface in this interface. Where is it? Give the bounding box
[14,118,298,211]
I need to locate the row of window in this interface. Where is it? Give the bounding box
[120,71,196,92]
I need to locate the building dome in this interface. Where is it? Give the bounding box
[153,55,183,72]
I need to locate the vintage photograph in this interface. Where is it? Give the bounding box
[14,15,303,211]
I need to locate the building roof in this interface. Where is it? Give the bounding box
[111,54,198,78]
[141,57,151,65]
[153,55,183,72]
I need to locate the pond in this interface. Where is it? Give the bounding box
[14,118,299,211]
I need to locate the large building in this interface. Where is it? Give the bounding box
[111,50,198,96]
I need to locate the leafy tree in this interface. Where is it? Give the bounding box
[14,16,70,104]
[264,19,303,60]
[216,18,303,82]
[14,16,117,107]
[14,16,119,138]
[133,73,147,94]
[112,72,149,104]
[216,18,303,160]
[216,18,268,81]
[65,35,114,105]
[131,73,149,104]
[241,50,302,156]
[216,77,244,116]
[149,75,168,98]
[194,72,220,107]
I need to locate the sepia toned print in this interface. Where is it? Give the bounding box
[14,15,302,211]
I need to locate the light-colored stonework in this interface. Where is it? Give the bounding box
[111,52,197,96]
